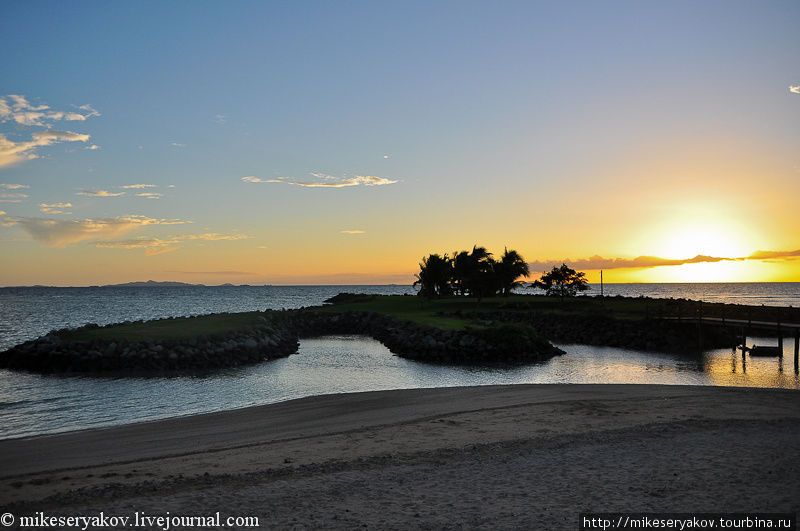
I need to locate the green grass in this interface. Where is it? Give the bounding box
[66,312,268,342]
[316,293,800,325]
[59,292,800,343]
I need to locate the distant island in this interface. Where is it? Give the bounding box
[104,280,204,288]
[103,281,250,288]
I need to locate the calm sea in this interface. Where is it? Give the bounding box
[0,283,798,440]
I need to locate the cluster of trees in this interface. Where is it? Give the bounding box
[414,246,529,299]
[414,246,588,300]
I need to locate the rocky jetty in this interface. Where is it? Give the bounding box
[0,309,565,374]
[0,313,298,374]
[454,310,737,352]
[291,310,565,364]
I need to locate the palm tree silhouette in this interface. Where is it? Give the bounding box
[495,247,530,296]
[462,246,496,300]
[413,253,453,298]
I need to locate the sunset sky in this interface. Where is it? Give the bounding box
[1,1,799,286]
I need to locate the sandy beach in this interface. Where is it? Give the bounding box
[1,384,799,529]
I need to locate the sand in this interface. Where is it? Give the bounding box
[1,384,799,529]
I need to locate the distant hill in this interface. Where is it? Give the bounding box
[104,280,204,287]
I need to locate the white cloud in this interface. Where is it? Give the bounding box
[790,85,800,94]
[91,231,247,255]
[215,114,226,124]
[295,175,397,188]
[340,230,366,234]
[40,202,73,214]
[3,215,191,247]
[121,184,157,189]
[0,95,100,127]
[0,130,91,168]
[171,142,186,147]
[77,190,125,197]
[0,183,29,190]
[174,233,249,241]
[136,192,163,199]
[242,173,398,188]
[241,176,287,184]
[383,155,389,159]
[85,144,100,150]
[0,193,28,202]
[93,238,180,256]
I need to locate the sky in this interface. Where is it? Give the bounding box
[1,0,799,286]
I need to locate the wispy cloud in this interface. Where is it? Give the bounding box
[340,230,366,234]
[94,238,180,256]
[0,193,28,203]
[241,176,286,184]
[529,249,800,272]
[121,184,157,189]
[174,233,249,241]
[0,95,100,127]
[0,184,29,190]
[89,232,248,255]
[0,130,91,168]
[85,144,100,150]
[215,114,226,124]
[40,202,72,214]
[2,215,191,247]
[166,270,258,276]
[790,85,800,94]
[0,210,5,216]
[77,190,125,197]
[136,192,163,199]
[171,142,186,148]
[241,173,398,188]
[746,249,800,260]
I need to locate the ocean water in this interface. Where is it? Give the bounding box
[0,283,798,440]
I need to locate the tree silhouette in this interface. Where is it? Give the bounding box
[532,263,589,300]
[414,245,530,300]
[413,253,453,298]
[495,247,530,297]
[450,250,471,296]
[462,246,496,300]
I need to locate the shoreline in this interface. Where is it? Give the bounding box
[2,383,799,526]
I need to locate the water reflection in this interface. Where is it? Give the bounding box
[702,336,800,389]
[0,335,797,440]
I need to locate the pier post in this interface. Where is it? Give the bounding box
[777,323,783,358]
[794,330,799,375]
[600,270,603,299]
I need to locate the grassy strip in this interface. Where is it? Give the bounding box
[66,312,267,341]
[59,293,800,343]
[315,293,800,325]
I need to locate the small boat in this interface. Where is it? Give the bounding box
[748,345,782,357]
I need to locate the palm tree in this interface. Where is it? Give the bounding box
[495,247,530,296]
[451,250,471,296]
[413,253,453,298]
[463,246,497,300]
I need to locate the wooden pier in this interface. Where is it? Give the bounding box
[661,315,800,374]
